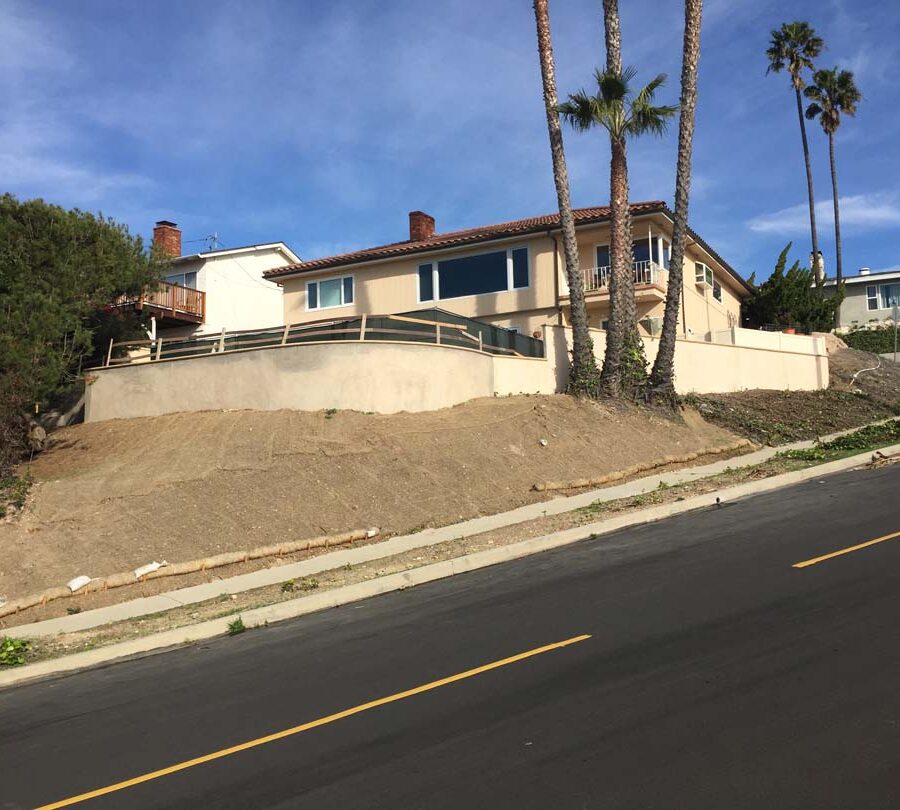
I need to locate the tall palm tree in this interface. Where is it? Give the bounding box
[766,22,824,281]
[560,69,676,398]
[649,0,703,403]
[532,0,600,395]
[805,68,861,290]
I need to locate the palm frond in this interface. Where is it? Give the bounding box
[558,92,598,132]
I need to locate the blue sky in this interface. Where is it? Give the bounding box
[2,0,898,280]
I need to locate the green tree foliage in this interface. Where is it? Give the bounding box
[0,194,164,473]
[843,326,898,355]
[743,243,841,333]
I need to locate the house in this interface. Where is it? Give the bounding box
[263,202,752,341]
[823,268,900,331]
[123,221,301,339]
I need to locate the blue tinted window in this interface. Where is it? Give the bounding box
[418,264,434,301]
[512,248,528,289]
[438,250,507,299]
[632,239,651,263]
[596,246,610,267]
[343,276,354,304]
[307,282,318,309]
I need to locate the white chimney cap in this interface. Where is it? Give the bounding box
[859,267,871,276]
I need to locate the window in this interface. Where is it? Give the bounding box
[695,262,713,288]
[879,283,900,309]
[165,271,197,288]
[418,246,529,302]
[867,285,878,311]
[595,245,610,268]
[307,275,353,310]
[633,239,651,264]
[662,240,671,270]
[712,280,723,303]
[418,264,434,302]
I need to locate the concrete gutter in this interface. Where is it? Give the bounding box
[2,441,897,690]
[7,419,898,640]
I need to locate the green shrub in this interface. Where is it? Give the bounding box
[0,637,29,667]
[227,616,246,636]
[844,326,899,355]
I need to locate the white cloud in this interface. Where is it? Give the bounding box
[747,193,900,234]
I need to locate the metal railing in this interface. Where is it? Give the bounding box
[98,311,544,368]
[583,260,661,292]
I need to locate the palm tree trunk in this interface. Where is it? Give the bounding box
[600,0,647,398]
[650,0,702,404]
[795,86,821,282]
[829,130,842,327]
[532,0,600,394]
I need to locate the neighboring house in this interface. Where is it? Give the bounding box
[823,268,900,331]
[123,221,301,339]
[263,202,751,341]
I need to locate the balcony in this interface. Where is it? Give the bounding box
[583,260,663,292]
[117,281,206,325]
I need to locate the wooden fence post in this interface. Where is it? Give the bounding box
[281,323,290,346]
[436,324,441,345]
[359,313,367,341]
[218,328,226,353]
[154,338,162,361]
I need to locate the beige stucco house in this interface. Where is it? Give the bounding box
[264,202,752,341]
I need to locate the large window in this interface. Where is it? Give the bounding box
[595,245,610,268]
[867,283,900,311]
[166,271,197,288]
[418,246,529,302]
[307,276,354,310]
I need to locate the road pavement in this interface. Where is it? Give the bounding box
[2,464,899,809]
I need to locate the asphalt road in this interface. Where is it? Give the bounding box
[2,464,899,809]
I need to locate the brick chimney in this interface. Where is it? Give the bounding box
[153,220,182,257]
[409,211,435,242]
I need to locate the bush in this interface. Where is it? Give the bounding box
[844,326,899,355]
[0,637,29,667]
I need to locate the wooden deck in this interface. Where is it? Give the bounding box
[119,281,206,324]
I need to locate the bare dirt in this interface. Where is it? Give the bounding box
[1,395,739,606]
[687,347,900,445]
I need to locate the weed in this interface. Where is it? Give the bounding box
[66,606,82,615]
[281,579,296,593]
[0,472,32,518]
[299,577,319,591]
[324,408,337,419]
[657,480,671,491]
[0,637,29,667]
[227,616,246,636]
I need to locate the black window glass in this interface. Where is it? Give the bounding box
[418,264,434,300]
[512,248,528,289]
[632,240,651,263]
[342,276,354,304]
[438,250,507,299]
[308,282,318,309]
[596,245,610,267]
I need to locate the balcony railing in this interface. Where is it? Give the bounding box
[117,281,206,323]
[583,260,661,292]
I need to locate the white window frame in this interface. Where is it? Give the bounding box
[165,271,197,289]
[878,283,900,310]
[306,274,354,312]
[866,285,878,311]
[712,279,723,303]
[418,245,530,304]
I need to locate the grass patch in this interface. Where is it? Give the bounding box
[226,616,246,636]
[778,419,900,462]
[0,472,31,518]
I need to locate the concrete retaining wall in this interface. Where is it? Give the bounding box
[85,323,828,422]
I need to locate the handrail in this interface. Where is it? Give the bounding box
[98,312,535,368]
[583,261,662,292]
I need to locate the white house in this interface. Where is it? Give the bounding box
[137,220,301,339]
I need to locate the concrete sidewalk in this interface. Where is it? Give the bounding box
[8,420,897,639]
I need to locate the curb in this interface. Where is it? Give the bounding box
[2,442,896,690]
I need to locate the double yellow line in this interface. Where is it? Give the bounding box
[37,633,591,809]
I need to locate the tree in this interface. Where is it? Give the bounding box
[649,0,703,404]
[0,194,163,474]
[743,243,841,333]
[559,68,676,398]
[804,67,861,302]
[532,0,600,395]
[766,22,824,280]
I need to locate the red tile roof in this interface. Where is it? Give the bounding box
[264,201,750,292]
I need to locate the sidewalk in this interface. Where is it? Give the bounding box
[11,421,891,639]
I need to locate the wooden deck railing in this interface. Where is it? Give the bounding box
[99,313,543,368]
[118,281,206,322]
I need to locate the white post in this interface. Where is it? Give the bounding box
[281,323,290,346]
[218,328,226,353]
[359,313,367,341]
[105,338,114,367]
[154,338,162,361]
[436,324,441,345]
[478,333,483,352]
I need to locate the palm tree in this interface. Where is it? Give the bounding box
[532,0,600,395]
[649,0,703,403]
[560,69,676,398]
[766,22,824,281]
[805,68,861,295]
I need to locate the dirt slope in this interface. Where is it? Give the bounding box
[687,347,900,445]
[1,396,738,601]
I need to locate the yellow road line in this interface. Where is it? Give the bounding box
[36,633,591,809]
[793,529,900,569]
